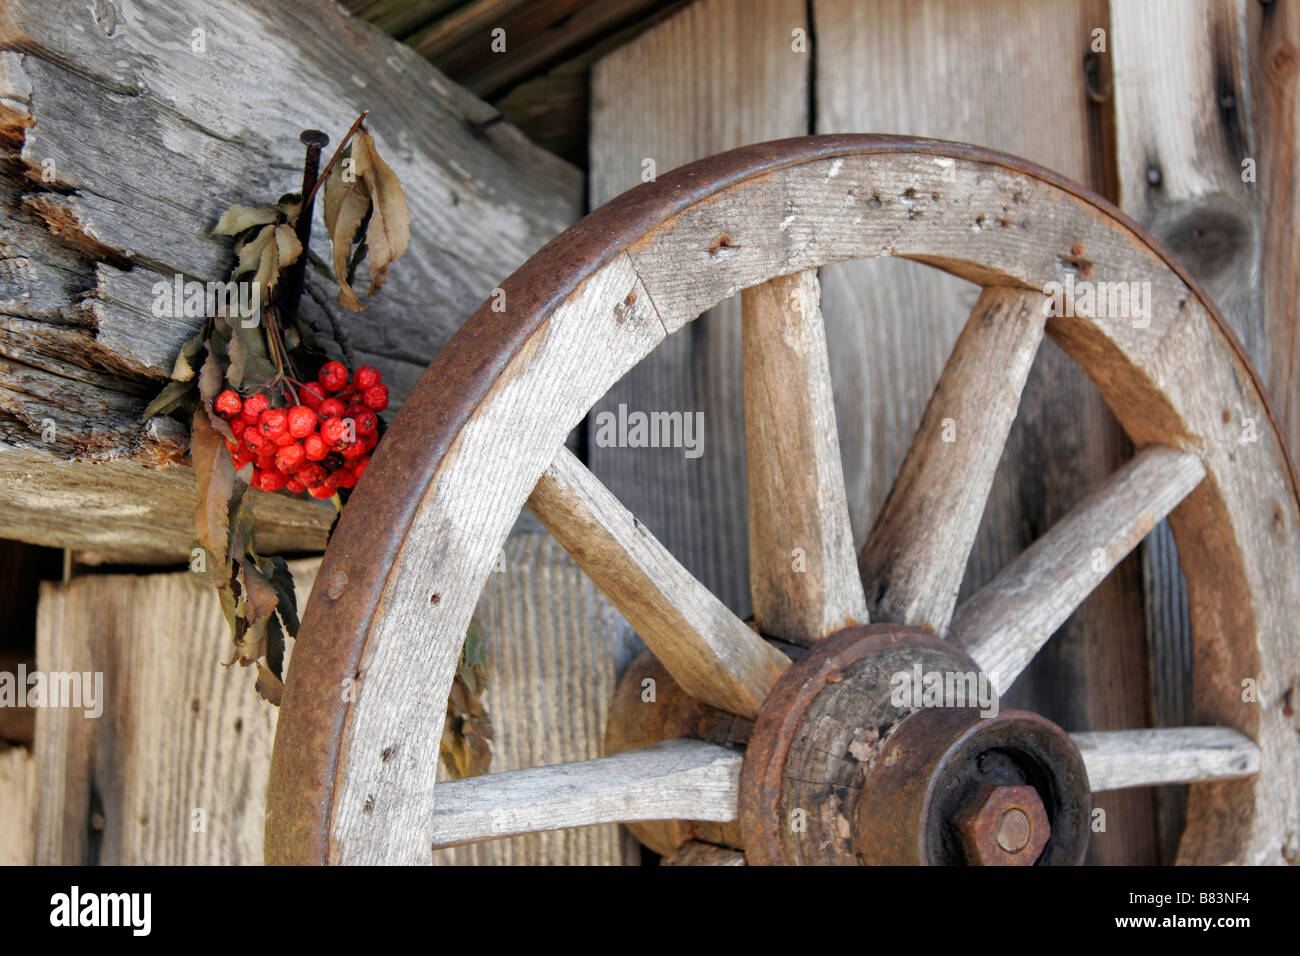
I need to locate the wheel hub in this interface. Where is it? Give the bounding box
[609,623,1091,865]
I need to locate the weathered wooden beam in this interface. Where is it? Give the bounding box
[0,0,580,563]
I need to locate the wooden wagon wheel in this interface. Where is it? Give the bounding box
[265,135,1300,866]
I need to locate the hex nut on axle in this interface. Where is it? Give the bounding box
[953,783,1051,865]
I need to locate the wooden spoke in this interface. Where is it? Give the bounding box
[1073,728,1260,792]
[742,270,868,646]
[954,446,1207,693]
[858,286,1050,634]
[529,446,789,717]
[429,739,742,849]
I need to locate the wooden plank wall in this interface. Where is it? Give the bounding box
[31,538,631,864]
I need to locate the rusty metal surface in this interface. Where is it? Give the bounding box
[737,623,973,866]
[265,134,1296,865]
[854,708,1090,866]
[953,783,1051,866]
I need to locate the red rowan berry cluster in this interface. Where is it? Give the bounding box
[213,361,388,499]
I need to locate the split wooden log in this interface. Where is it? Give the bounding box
[0,0,580,563]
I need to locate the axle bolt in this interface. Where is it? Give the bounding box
[953,783,1050,865]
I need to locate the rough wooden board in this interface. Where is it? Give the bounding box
[0,744,35,864]
[1254,0,1300,456]
[813,0,1157,865]
[0,0,580,562]
[31,536,630,865]
[587,0,808,620]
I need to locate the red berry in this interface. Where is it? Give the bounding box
[295,462,326,486]
[318,398,345,419]
[258,408,288,438]
[215,389,242,417]
[335,466,357,489]
[299,382,326,410]
[362,384,389,412]
[352,456,370,480]
[321,417,347,445]
[302,433,328,461]
[340,440,365,460]
[241,392,270,423]
[362,430,379,451]
[255,453,277,472]
[259,469,287,492]
[287,405,316,438]
[353,366,381,390]
[318,361,348,393]
[285,477,306,494]
[242,428,266,453]
[353,410,378,436]
[274,431,295,447]
[308,484,333,500]
[275,442,306,471]
[230,418,247,437]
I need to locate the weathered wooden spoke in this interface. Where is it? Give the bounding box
[741,270,868,646]
[858,286,1049,634]
[423,721,1258,853]
[268,137,1299,866]
[429,739,742,849]
[952,445,1206,694]
[528,446,789,718]
[1074,728,1260,793]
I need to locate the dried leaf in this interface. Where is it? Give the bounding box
[255,661,284,706]
[353,131,410,296]
[274,223,302,268]
[322,158,370,311]
[140,379,195,421]
[191,409,236,567]
[440,622,493,779]
[235,224,275,278]
[212,204,277,236]
[171,330,206,382]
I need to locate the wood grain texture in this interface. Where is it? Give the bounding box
[858,286,1048,635]
[813,0,1158,865]
[955,447,1206,694]
[33,566,296,864]
[530,446,790,717]
[588,0,809,619]
[0,0,580,562]
[430,738,742,848]
[31,536,631,865]
[742,270,867,645]
[1254,0,1300,456]
[0,745,35,864]
[1074,727,1260,792]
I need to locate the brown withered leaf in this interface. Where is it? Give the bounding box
[352,131,410,296]
[212,203,277,236]
[322,157,370,311]
[440,621,494,779]
[255,662,284,706]
[191,409,236,569]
